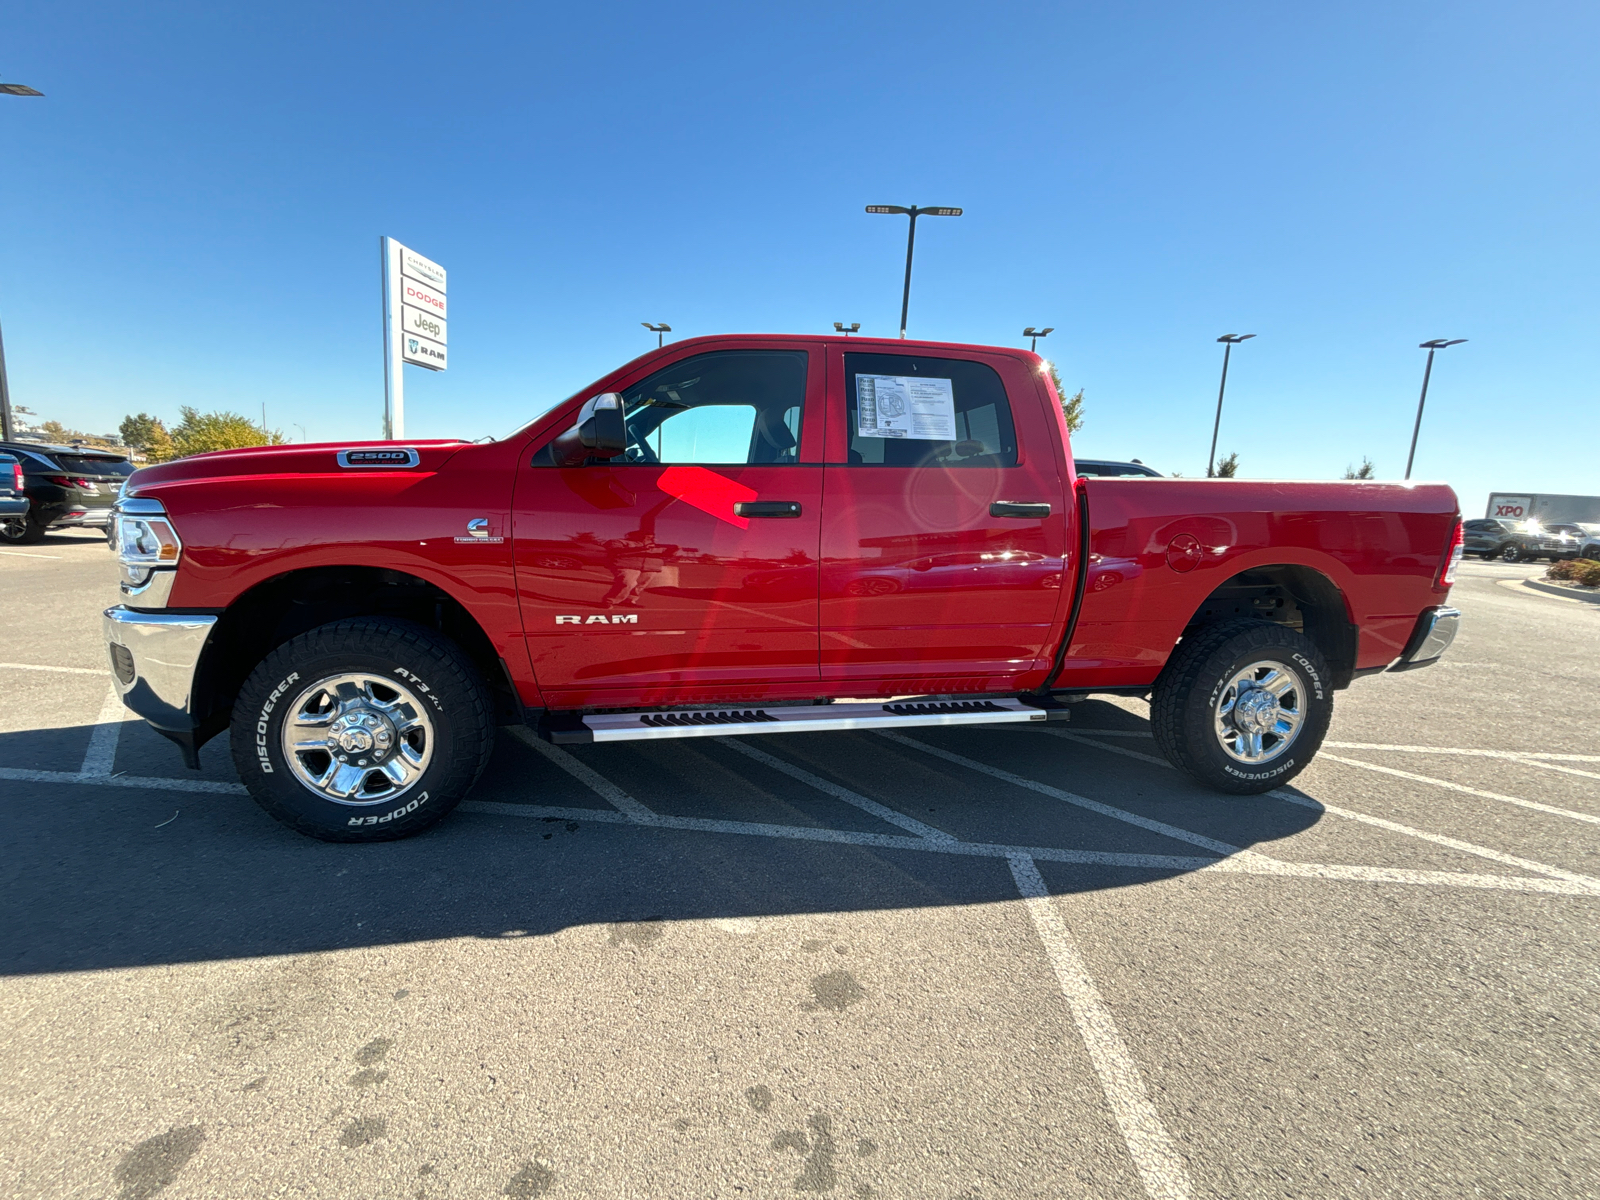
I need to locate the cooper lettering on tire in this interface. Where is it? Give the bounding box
[1151,618,1334,795]
[231,618,493,842]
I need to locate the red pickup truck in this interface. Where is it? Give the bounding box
[104,335,1464,841]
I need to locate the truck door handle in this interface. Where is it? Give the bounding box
[990,501,1051,519]
[733,501,803,518]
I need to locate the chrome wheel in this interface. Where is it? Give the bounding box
[1213,659,1305,765]
[280,672,434,806]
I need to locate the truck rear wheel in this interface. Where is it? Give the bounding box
[1151,619,1333,794]
[230,617,494,842]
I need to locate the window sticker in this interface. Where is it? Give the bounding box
[855,374,958,440]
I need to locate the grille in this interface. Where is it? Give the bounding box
[109,643,136,686]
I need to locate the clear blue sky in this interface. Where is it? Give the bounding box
[3,1,1595,515]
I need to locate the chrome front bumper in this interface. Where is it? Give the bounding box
[1390,606,1461,672]
[103,606,218,733]
[54,507,114,528]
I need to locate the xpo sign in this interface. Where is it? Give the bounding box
[380,237,448,438]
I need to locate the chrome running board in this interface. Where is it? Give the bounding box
[538,697,1067,745]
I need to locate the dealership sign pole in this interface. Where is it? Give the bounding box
[380,237,448,439]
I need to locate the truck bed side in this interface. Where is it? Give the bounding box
[1062,478,1460,690]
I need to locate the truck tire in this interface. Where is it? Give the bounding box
[230,617,495,842]
[1151,618,1333,795]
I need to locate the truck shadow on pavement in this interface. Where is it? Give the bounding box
[0,702,1322,976]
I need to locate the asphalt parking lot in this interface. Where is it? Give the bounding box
[2,533,1597,1200]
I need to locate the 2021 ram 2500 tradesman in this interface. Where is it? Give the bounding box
[104,335,1464,841]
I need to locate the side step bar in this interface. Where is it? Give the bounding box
[538,697,1068,745]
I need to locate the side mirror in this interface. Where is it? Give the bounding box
[551,393,627,465]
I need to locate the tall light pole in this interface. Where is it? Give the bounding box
[1405,338,1467,480]
[1207,333,1255,477]
[641,322,671,348]
[1023,326,1054,353]
[833,323,860,336]
[865,205,962,338]
[0,74,43,441]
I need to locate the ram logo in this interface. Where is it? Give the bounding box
[556,614,639,625]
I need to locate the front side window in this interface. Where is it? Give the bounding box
[844,353,1017,467]
[617,350,807,465]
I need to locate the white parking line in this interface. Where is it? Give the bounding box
[1009,855,1192,1200]
[879,731,1253,859]
[715,736,956,841]
[1510,757,1600,783]
[1325,741,1600,764]
[1269,790,1600,892]
[0,767,1589,895]
[0,550,63,559]
[1037,730,1600,891]
[508,726,659,821]
[465,802,1597,895]
[80,685,132,778]
[463,800,1222,871]
[1319,753,1600,826]
[0,767,246,794]
[0,661,106,675]
[1041,729,1169,768]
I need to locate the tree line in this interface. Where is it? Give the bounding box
[119,409,286,461]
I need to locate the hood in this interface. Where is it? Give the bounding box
[123,440,470,496]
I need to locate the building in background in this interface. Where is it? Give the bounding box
[1487,493,1600,524]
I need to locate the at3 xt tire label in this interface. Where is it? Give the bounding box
[256,672,301,774]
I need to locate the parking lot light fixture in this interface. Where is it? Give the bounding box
[641,322,672,349]
[866,205,963,339]
[0,78,43,440]
[1207,334,1255,478]
[833,323,860,336]
[1023,327,1054,353]
[1405,339,1467,480]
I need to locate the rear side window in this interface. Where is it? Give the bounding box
[1464,520,1497,532]
[844,353,1017,467]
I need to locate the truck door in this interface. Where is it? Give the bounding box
[515,345,824,708]
[819,347,1072,689]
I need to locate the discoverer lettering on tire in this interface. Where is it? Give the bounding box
[229,617,493,843]
[1151,618,1334,795]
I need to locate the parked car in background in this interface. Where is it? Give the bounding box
[1073,458,1162,477]
[0,442,135,544]
[1461,517,1571,562]
[1575,525,1600,560]
[0,453,31,524]
[1541,524,1594,558]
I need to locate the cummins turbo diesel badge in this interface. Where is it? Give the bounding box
[336,448,421,468]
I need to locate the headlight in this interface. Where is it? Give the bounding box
[111,508,182,587]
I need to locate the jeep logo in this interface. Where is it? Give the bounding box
[557,614,639,625]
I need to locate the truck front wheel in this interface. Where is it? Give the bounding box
[1150,619,1333,794]
[230,617,495,842]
